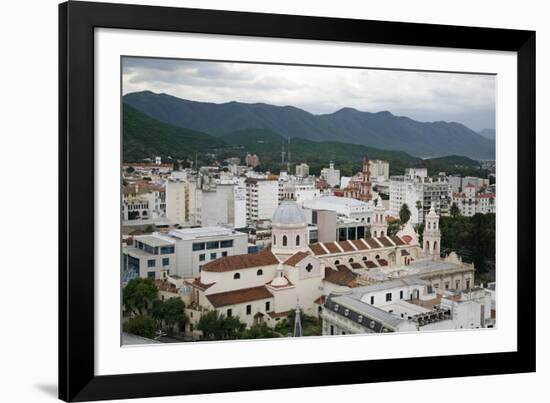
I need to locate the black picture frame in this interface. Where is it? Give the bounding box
[59,1,536,401]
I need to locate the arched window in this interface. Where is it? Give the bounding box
[282,235,287,246]
[380,231,385,237]
[296,235,300,246]
[256,269,263,276]
[375,254,380,259]
[362,256,367,261]
[273,235,276,245]
[334,260,340,265]
[233,272,240,279]
[428,222,431,230]
[348,258,354,263]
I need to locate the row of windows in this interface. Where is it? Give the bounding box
[233,269,263,280]
[273,234,300,247]
[198,251,228,262]
[147,258,170,268]
[135,241,174,255]
[192,239,234,251]
[226,301,271,317]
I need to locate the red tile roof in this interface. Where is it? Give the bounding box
[191,278,215,291]
[377,237,394,247]
[201,248,278,272]
[206,286,273,308]
[401,250,411,256]
[284,251,310,266]
[324,242,342,254]
[323,266,357,287]
[365,260,378,269]
[351,239,369,250]
[377,259,388,266]
[350,262,363,269]
[309,243,327,255]
[391,236,406,246]
[366,238,382,248]
[338,241,355,252]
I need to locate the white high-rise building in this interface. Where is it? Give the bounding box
[320,162,341,187]
[165,173,190,225]
[245,177,279,223]
[198,183,247,229]
[295,163,310,177]
[369,160,390,181]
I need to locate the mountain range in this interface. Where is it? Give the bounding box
[123,90,495,160]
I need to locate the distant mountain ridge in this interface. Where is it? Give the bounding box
[123,91,495,160]
[478,128,496,140]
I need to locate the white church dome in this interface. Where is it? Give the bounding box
[272,201,306,226]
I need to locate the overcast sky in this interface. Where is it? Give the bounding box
[122,57,496,132]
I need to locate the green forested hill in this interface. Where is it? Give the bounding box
[123,90,496,160]
[123,103,227,162]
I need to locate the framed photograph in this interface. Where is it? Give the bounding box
[59,1,535,401]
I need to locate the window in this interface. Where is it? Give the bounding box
[265,301,270,311]
[190,324,194,332]
[147,259,156,268]
[362,256,367,261]
[370,320,375,329]
[273,235,276,245]
[210,253,217,260]
[206,241,220,249]
[192,242,205,251]
[370,296,374,304]
[344,309,350,316]
[296,235,300,246]
[385,292,392,302]
[330,325,334,335]
[233,272,240,279]
[334,260,340,265]
[358,315,363,323]
[246,305,252,315]
[222,251,228,257]
[305,263,313,272]
[445,282,450,290]
[282,235,287,246]
[257,269,263,276]
[348,258,354,263]
[227,309,232,317]
[220,240,234,248]
[160,246,175,254]
[375,254,380,260]
[400,290,404,299]
[162,257,169,266]
[199,254,205,262]
[147,271,155,279]
[455,280,460,289]
[466,280,471,289]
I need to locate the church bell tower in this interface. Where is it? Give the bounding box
[423,204,441,258]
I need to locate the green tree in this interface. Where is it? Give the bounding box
[160,298,186,333]
[123,315,157,339]
[197,311,245,340]
[450,202,460,218]
[399,203,411,224]
[239,323,280,339]
[123,278,158,316]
